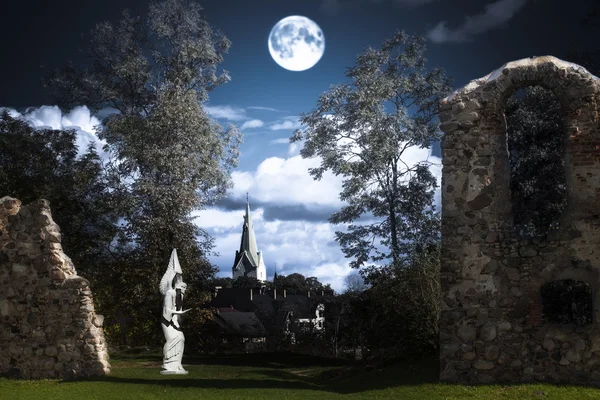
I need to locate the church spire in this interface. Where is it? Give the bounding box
[239,193,259,265]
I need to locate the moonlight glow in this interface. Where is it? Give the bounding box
[268,16,325,71]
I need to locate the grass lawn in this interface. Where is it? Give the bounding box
[2,352,600,399]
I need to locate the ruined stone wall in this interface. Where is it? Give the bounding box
[439,56,600,385]
[0,196,110,379]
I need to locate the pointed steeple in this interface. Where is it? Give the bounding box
[238,193,259,266]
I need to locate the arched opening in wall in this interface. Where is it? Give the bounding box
[505,86,567,237]
[541,280,593,325]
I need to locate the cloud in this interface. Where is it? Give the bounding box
[247,106,286,112]
[240,119,264,130]
[427,0,527,43]
[230,155,345,208]
[269,138,289,145]
[204,105,247,121]
[269,116,303,131]
[195,134,442,292]
[3,105,108,160]
[196,207,354,292]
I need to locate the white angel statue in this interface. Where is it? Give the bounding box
[159,249,192,374]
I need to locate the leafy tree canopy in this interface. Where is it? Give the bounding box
[291,31,452,280]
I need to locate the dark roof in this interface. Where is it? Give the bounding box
[276,295,311,318]
[214,311,267,337]
[205,288,257,311]
[205,287,323,327]
[233,251,257,274]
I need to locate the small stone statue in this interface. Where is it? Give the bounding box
[159,249,192,374]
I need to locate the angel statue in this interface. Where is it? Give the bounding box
[159,248,192,374]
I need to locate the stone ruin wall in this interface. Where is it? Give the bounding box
[439,56,600,385]
[0,196,110,379]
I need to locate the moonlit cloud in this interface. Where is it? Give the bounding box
[196,206,353,292]
[269,116,303,131]
[204,105,247,121]
[3,105,107,160]
[195,138,442,291]
[230,155,345,207]
[427,0,527,43]
[247,106,286,112]
[269,138,290,145]
[240,119,265,130]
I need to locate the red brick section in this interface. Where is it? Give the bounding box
[528,287,543,326]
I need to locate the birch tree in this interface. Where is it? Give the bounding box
[291,31,452,279]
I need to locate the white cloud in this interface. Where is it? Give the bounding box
[4,105,107,160]
[192,208,251,230]
[204,105,247,121]
[196,207,353,292]
[427,0,527,43]
[270,138,290,145]
[195,126,442,292]
[240,119,264,130]
[269,116,303,131]
[247,106,286,112]
[230,155,345,208]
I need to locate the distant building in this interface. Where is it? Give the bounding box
[232,195,267,282]
[204,287,327,349]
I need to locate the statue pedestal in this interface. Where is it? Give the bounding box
[160,369,189,375]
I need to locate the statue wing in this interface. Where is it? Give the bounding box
[159,248,182,295]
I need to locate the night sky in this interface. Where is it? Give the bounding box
[1,0,598,290]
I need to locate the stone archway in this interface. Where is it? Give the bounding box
[438,56,600,385]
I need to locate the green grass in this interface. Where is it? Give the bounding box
[2,352,600,399]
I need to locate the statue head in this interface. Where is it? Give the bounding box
[175,281,187,294]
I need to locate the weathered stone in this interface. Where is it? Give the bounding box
[485,345,500,360]
[505,268,520,281]
[0,197,110,379]
[497,322,512,332]
[510,359,522,368]
[440,122,460,132]
[0,300,12,317]
[455,361,472,370]
[518,246,537,257]
[480,323,497,341]
[440,56,600,387]
[474,360,495,370]
[566,350,581,363]
[575,339,586,351]
[457,325,477,342]
[485,231,498,243]
[591,336,600,353]
[468,194,492,210]
[543,339,557,351]
[481,259,500,274]
[442,343,460,355]
[510,287,523,297]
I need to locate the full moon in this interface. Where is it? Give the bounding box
[268,16,325,71]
